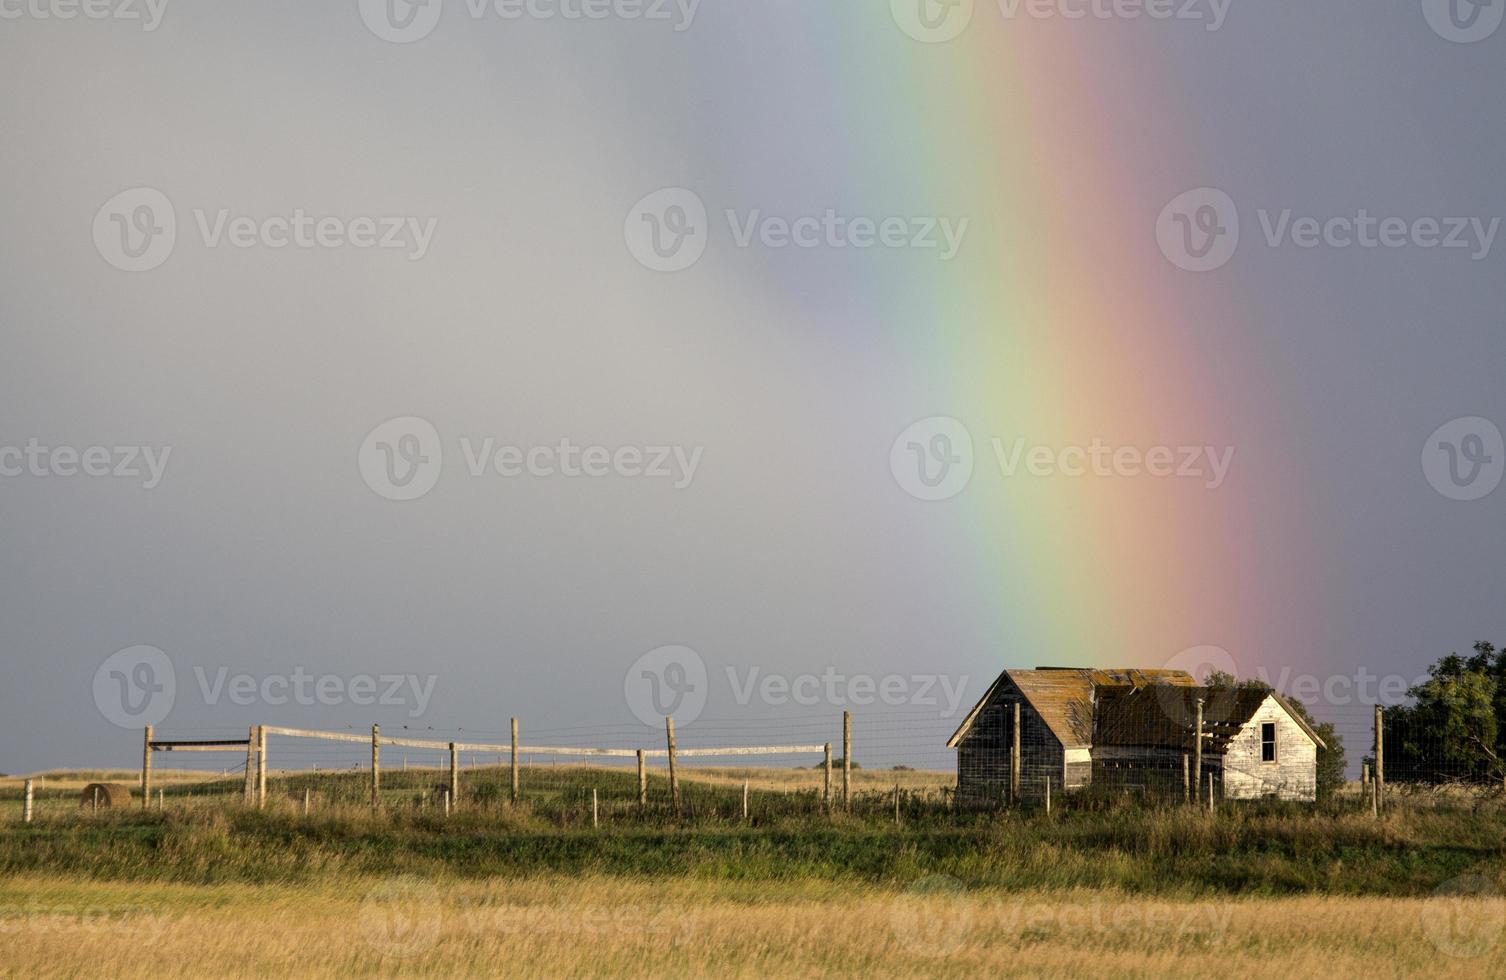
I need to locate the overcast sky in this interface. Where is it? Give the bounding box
[1,1,1502,775]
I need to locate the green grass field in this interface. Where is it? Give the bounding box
[4,766,1504,977]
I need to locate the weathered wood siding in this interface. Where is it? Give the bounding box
[1222,695,1318,801]
[1090,746,1216,799]
[956,682,1063,803]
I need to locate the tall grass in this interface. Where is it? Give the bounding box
[2,875,1501,979]
[3,772,1502,896]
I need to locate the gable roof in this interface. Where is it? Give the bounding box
[1094,685,1327,753]
[947,667,1200,749]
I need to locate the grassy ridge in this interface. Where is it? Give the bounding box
[5,766,1502,897]
[3,801,1501,897]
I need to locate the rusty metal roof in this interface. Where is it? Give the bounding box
[947,667,1200,748]
[1094,686,1327,753]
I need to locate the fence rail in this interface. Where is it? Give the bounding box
[170,718,841,814]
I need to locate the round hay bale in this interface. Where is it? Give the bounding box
[79,783,133,809]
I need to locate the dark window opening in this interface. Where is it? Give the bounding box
[1261,722,1277,762]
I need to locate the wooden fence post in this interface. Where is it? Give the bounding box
[443,789,451,818]
[823,743,832,813]
[1193,699,1204,805]
[511,717,520,804]
[449,742,460,806]
[158,789,164,810]
[1011,702,1021,806]
[842,711,852,812]
[743,780,749,822]
[1182,753,1190,804]
[666,716,679,812]
[1045,775,1051,816]
[141,726,154,810]
[243,726,256,804]
[304,788,311,815]
[22,779,33,824]
[1207,771,1214,814]
[1374,705,1384,816]
[637,749,647,807]
[256,726,267,809]
[371,724,381,810]
[592,788,599,829]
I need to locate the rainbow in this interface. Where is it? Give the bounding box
[685,10,1320,678]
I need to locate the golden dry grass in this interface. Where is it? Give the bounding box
[1,874,1502,979]
[0,770,223,793]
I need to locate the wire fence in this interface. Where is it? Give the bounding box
[12,697,1506,822]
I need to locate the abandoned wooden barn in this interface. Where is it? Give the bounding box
[947,667,1326,803]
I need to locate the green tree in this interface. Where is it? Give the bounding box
[1385,645,1501,783]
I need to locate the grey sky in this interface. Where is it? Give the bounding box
[0,1,1502,775]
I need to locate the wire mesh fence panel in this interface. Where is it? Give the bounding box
[26,696,1506,826]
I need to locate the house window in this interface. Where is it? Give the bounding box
[1261,723,1276,762]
